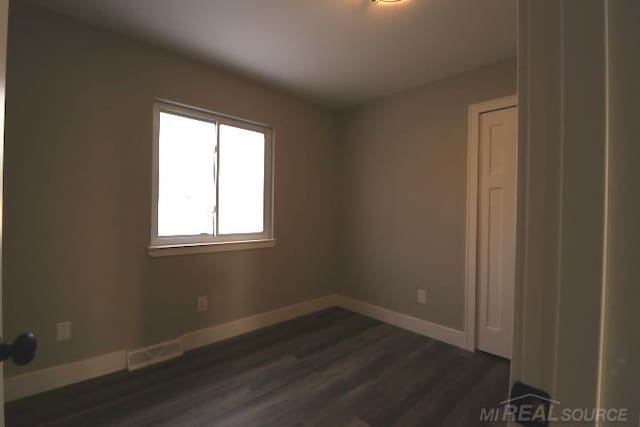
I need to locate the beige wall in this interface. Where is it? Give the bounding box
[513,0,609,412]
[551,0,606,410]
[3,3,339,376]
[511,0,564,392]
[600,0,640,421]
[4,3,519,381]
[339,60,517,331]
[8,1,635,417]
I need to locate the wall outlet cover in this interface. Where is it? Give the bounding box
[417,289,427,305]
[56,322,72,342]
[197,296,209,312]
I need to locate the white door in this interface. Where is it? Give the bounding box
[0,0,8,423]
[476,106,517,359]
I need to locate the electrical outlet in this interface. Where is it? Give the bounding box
[417,289,427,305]
[197,296,208,313]
[56,321,72,342]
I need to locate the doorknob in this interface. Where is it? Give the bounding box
[0,333,37,366]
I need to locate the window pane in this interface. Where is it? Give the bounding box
[158,112,216,237]
[218,125,265,234]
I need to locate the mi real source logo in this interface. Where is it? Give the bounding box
[480,393,630,425]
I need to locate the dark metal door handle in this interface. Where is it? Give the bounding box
[0,333,37,366]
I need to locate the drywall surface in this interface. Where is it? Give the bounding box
[339,60,517,331]
[3,3,339,376]
[600,0,640,422]
[513,0,608,412]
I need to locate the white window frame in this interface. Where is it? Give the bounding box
[149,101,275,257]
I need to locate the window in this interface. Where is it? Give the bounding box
[150,101,274,256]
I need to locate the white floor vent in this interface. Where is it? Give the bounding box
[127,338,183,371]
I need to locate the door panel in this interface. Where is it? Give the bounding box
[477,107,517,359]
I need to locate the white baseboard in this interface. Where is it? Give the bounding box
[4,295,337,402]
[182,295,337,351]
[334,295,467,349]
[4,293,467,402]
[5,351,126,402]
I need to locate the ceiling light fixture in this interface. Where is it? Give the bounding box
[371,0,404,3]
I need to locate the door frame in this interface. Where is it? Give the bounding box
[464,94,518,353]
[0,0,8,423]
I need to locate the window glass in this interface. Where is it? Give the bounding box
[218,125,265,234]
[157,112,216,237]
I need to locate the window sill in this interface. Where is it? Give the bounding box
[148,239,277,257]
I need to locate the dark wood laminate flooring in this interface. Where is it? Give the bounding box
[6,308,509,427]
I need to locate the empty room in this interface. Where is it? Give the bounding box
[0,0,638,426]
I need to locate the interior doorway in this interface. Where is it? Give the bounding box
[465,95,518,359]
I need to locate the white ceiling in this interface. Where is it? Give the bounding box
[31,0,516,109]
